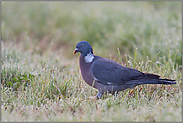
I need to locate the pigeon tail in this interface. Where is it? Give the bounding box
[130,73,176,85]
[139,78,176,85]
[126,78,176,86]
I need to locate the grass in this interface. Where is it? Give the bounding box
[1,41,181,122]
[1,1,182,122]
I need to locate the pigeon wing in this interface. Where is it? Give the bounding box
[92,58,143,85]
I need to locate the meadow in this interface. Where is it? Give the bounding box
[1,1,182,122]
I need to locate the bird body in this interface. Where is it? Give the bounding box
[74,41,176,98]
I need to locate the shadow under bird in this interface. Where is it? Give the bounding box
[73,41,176,99]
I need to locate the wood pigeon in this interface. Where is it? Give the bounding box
[73,41,176,99]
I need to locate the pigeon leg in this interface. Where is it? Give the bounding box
[113,91,119,97]
[96,91,103,99]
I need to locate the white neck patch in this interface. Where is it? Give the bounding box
[84,52,94,63]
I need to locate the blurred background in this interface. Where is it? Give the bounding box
[2,1,182,65]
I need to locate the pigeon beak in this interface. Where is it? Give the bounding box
[73,48,79,54]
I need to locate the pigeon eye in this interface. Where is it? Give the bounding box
[81,45,84,47]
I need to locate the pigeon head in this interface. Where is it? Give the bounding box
[73,41,93,56]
